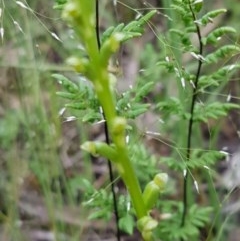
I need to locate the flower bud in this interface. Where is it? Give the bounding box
[62,1,80,21]
[109,33,124,52]
[142,230,153,241]
[137,216,158,241]
[81,141,118,161]
[137,216,151,231]
[100,33,124,68]
[143,181,160,210]
[143,218,158,231]
[112,117,126,136]
[153,173,168,191]
[81,141,97,156]
[67,57,89,73]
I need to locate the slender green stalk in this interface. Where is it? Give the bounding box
[181,0,203,228]
[92,63,147,220]
[95,1,121,240]
[62,0,148,222]
[60,2,170,240]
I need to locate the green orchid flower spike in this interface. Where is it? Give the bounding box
[59,0,165,240]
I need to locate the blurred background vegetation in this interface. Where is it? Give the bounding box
[0,0,239,240]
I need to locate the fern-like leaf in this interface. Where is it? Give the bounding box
[157,97,190,119]
[187,150,226,169]
[199,64,240,90]
[53,74,79,93]
[204,45,240,64]
[202,26,236,45]
[196,9,227,25]
[189,205,213,227]
[101,10,156,45]
[157,203,212,241]
[193,102,240,122]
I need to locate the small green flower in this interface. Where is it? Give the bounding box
[112,117,127,135]
[143,173,168,210]
[67,57,89,73]
[62,1,81,21]
[81,141,118,161]
[143,181,160,210]
[137,216,158,241]
[142,230,153,241]
[81,141,97,156]
[153,173,168,191]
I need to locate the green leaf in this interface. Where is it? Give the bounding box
[88,208,111,220]
[193,102,240,122]
[65,102,86,110]
[123,20,140,32]
[169,29,193,51]
[101,10,156,45]
[193,0,203,13]
[204,45,240,64]
[199,64,240,90]
[126,106,150,119]
[52,73,79,93]
[202,26,236,45]
[211,64,240,78]
[189,205,213,227]
[56,91,77,100]
[137,10,157,26]
[119,214,135,235]
[82,111,102,123]
[196,9,227,25]
[157,97,189,119]
[160,156,185,171]
[187,150,226,169]
[171,3,189,17]
[101,26,115,44]
[53,0,67,9]
[135,81,154,100]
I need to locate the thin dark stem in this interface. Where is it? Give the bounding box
[95,0,101,50]
[181,0,203,229]
[95,1,121,241]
